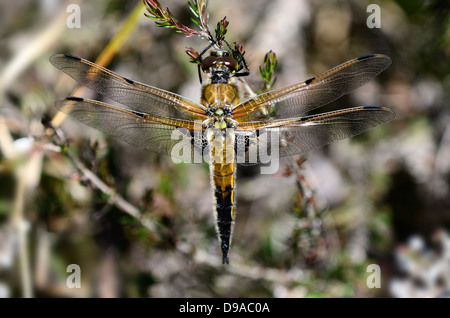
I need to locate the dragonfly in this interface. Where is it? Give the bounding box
[50,50,395,264]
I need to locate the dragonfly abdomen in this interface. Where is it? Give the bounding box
[211,169,236,264]
[207,129,236,264]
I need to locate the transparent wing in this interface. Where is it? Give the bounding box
[50,54,207,121]
[234,106,395,165]
[56,97,205,163]
[232,54,391,121]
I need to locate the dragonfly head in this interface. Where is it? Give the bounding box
[201,50,239,84]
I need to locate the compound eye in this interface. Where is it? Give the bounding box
[222,51,230,57]
[210,51,218,57]
[222,56,239,72]
[201,56,218,72]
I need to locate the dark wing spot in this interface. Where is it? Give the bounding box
[363,106,382,110]
[305,76,315,85]
[124,77,134,85]
[357,54,376,61]
[131,111,145,118]
[66,96,84,102]
[63,54,81,61]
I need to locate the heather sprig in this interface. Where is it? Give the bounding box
[185,47,202,65]
[259,50,278,91]
[144,0,276,88]
[215,17,229,46]
[188,0,210,35]
[143,0,211,40]
[232,43,245,65]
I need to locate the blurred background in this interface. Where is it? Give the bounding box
[0,0,449,298]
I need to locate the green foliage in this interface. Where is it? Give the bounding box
[143,0,207,38]
[143,0,252,83]
[188,0,209,32]
[259,50,278,91]
[185,46,201,64]
[232,42,245,65]
[215,17,229,46]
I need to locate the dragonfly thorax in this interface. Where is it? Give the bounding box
[203,107,236,129]
[201,81,240,130]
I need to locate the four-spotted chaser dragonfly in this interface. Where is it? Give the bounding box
[50,50,395,264]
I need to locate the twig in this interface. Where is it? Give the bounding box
[46,122,160,235]
[2,122,37,298]
[12,167,33,298]
[66,148,159,234]
[193,249,305,284]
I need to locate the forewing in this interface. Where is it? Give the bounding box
[235,106,395,165]
[50,54,206,121]
[232,54,391,121]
